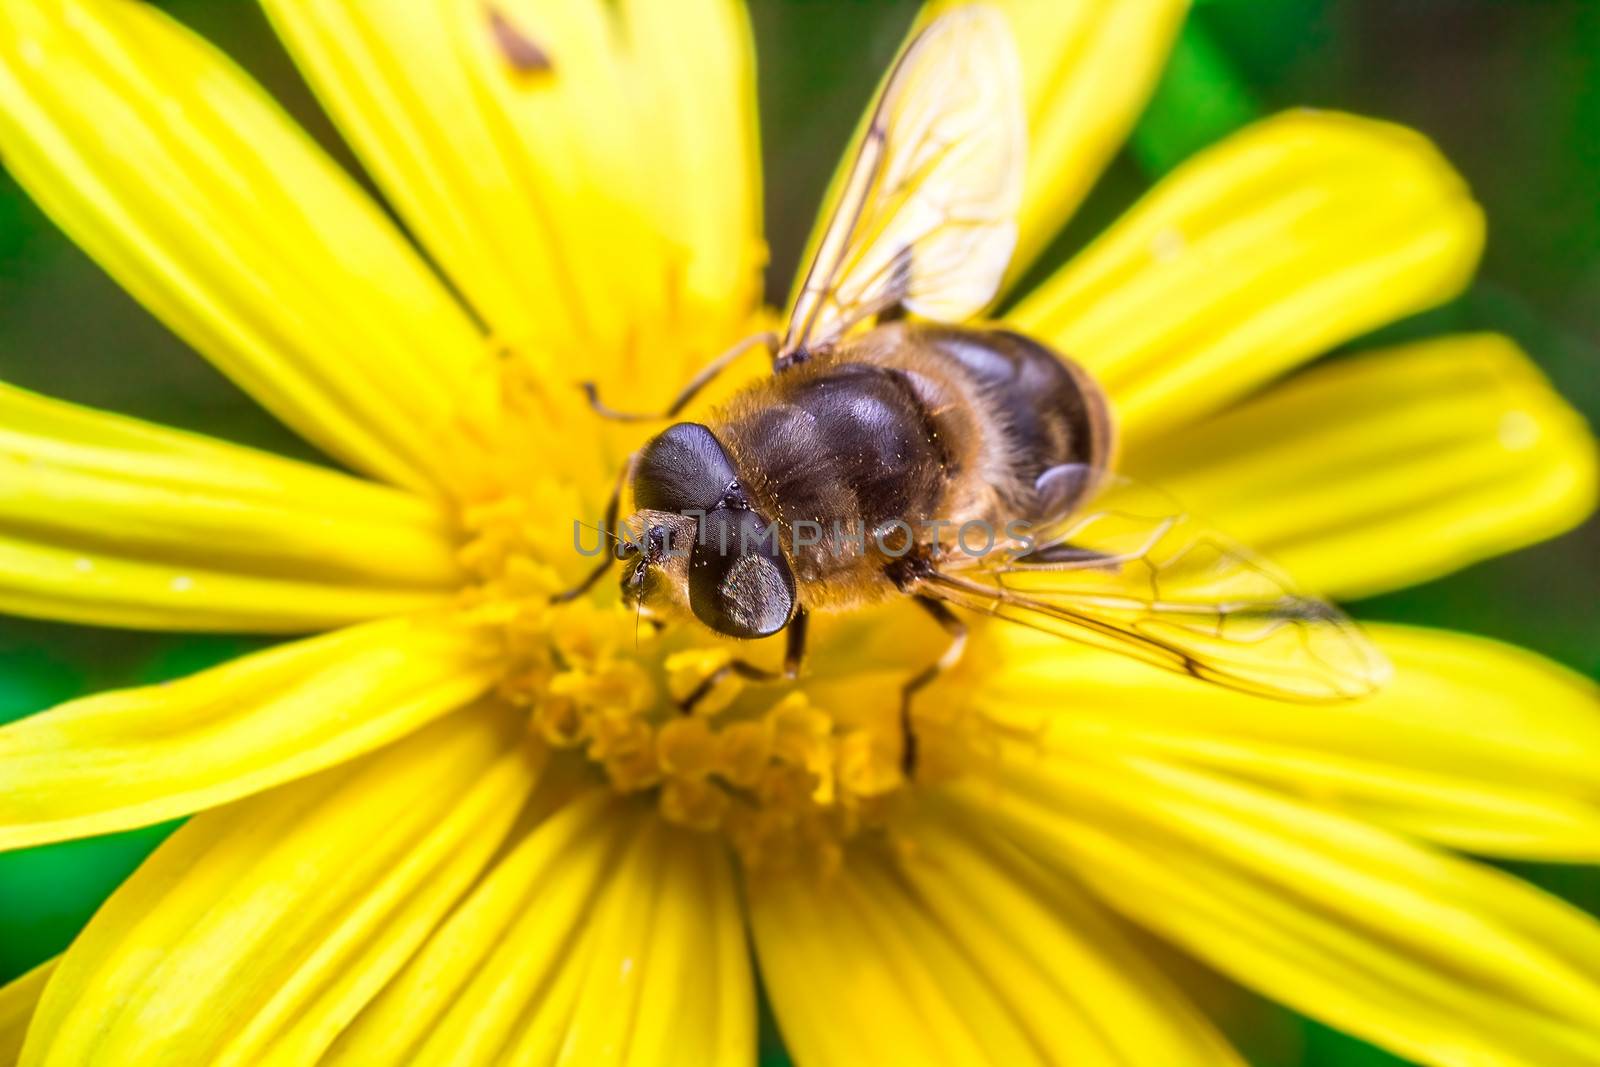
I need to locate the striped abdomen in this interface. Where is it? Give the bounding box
[712,322,1113,602]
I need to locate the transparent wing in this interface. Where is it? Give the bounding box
[781,6,1025,359]
[926,467,1391,701]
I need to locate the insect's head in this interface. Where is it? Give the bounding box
[619,422,796,639]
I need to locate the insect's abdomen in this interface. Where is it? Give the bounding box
[714,323,1112,598]
[914,325,1114,511]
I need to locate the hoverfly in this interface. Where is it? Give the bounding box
[563,6,1388,771]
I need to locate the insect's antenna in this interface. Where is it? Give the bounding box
[574,519,622,546]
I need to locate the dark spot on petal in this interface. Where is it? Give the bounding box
[487,6,553,75]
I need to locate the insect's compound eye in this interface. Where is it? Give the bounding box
[688,508,795,639]
[633,423,738,515]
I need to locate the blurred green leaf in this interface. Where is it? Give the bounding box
[0,634,255,981]
[0,821,180,980]
[0,645,80,725]
[1131,16,1261,174]
[1503,860,1600,918]
[1300,1021,1416,1067]
[130,634,270,687]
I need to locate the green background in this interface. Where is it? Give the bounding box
[1,2,1596,1065]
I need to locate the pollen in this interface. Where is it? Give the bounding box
[441,328,1005,872]
[452,488,959,870]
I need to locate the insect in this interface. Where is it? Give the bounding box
[562,6,1388,771]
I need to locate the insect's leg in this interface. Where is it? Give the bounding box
[679,607,808,714]
[550,454,633,604]
[783,607,809,679]
[582,331,778,422]
[678,658,781,714]
[900,596,968,778]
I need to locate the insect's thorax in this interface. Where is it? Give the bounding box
[711,323,1113,609]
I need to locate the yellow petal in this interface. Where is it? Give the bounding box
[923,0,1188,284]
[0,615,497,851]
[979,623,1600,862]
[19,707,536,1067]
[0,960,54,1067]
[619,0,764,329]
[750,825,1243,1067]
[1008,110,1485,445]
[262,0,762,387]
[952,747,1600,1067]
[0,380,462,632]
[1127,334,1598,598]
[327,793,753,1067]
[0,0,495,495]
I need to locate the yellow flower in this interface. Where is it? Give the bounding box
[0,1,1597,1065]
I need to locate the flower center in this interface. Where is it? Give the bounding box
[454,489,982,875]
